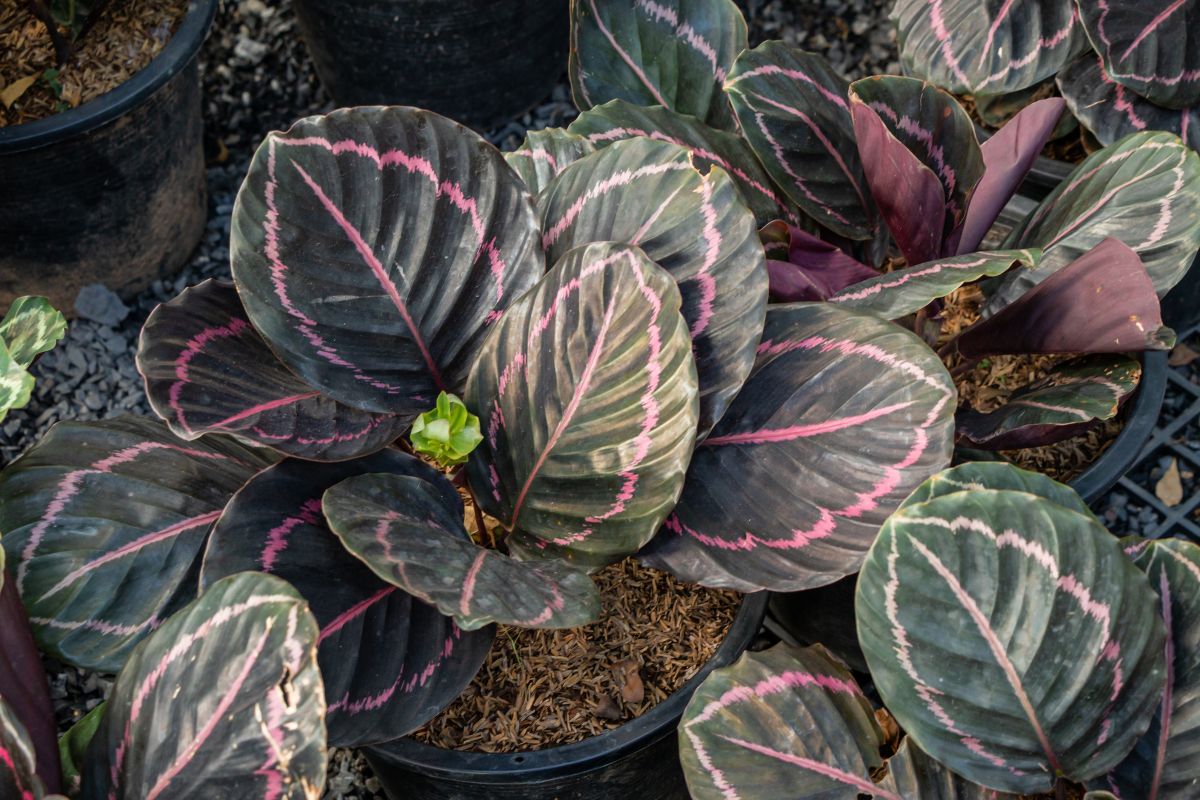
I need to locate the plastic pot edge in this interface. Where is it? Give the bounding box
[0,0,217,153]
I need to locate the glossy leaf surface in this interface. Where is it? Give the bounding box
[640,303,956,592]
[726,42,878,240]
[503,128,596,197]
[0,698,44,800]
[898,461,1091,516]
[324,473,601,630]
[956,354,1142,450]
[761,222,878,303]
[680,643,892,800]
[881,738,1018,799]
[857,489,1167,794]
[82,572,326,799]
[200,452,492,747]
[0,417,274,672]
[569,0,747,128]
[231,106,544,415]
[138,280,405,461]
[466,242,698,567]
[538,141,763,439]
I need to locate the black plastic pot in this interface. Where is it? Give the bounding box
[292,0,569,131]
[364,591,768,800]
[0,0,214,313]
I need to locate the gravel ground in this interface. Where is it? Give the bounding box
[8,0,1193,796]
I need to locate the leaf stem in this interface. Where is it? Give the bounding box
[462,477,495,550]
[951,358,980,380]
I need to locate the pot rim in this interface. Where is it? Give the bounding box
[364,589,768,783]
[0,0,217,153]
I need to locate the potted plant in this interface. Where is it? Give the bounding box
[0,0,216,311]
[678,461,1199,800]
[290,0,570,130]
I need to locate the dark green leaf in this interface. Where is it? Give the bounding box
[58,703,103,798]
[898,461,1092,516]
[1078,0,1200,108]
[465,242,699,567]
[503,128,596,197]
[881,738,1018,799]
[0,697,45,800]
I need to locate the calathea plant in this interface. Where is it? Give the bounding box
[556,0,1200,459]
[890,0,1200,152]
[0,297,65,423]
[678,461,1199,799]
[0,100,961,795]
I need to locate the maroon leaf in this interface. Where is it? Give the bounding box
[958,98,1068,254]
[323,473,602,629]
[230,106,544,415]
[200,452,492,747]
[760,222,878,302]
[850,96,947,267]
[958,238,1175,358]
[138,280,406,462]
[639,303,955,592]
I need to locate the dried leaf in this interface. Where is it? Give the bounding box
[1169,342,1200,367]
[1157,458,1185,507]
[0,75,38,109]
[874,708,902,754]
[594,694,622,721]
[613,659,644,704]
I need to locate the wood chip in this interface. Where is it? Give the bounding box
[1157,458,1184,506]
[594,695,622,721]
[613,658,644,705]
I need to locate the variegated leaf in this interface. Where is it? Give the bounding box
[891,0,1088,96]
[725,42,879,240]
[639,303,956,592]
[465,242,699,567]
[964,238,1174,357]
[1078,0,1200,109]
[881,738,1018,799]
[857,489,1167,794]
[503,128,596,197]
[538,139,765,438]
[679,643,892,800]
[898,461,1092,516]
[1099,538,1200,800]
[849,76,986,256]
[993,131,1200,306]
[1058,54,1200,152]
[323,473,601,630]
[569,0,747,128]
[138,280,406,462]
[568,100,802,226]
[830,249,1039,320]
[0,697,44,800]
[230,106,544,415]
[200,452,492,747]
[0,297,65,367]
[0,339,34,424]
[0,417,275,672]
[957,354,1142,450]
[82,572,327,799]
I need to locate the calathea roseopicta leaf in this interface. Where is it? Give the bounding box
[881,738,1018,799]
[890,0,1087,96]
[0,551,60,795]
[199,452,492,747]
[59,703,103,798]
[0,697,44,800]
[0,340,34,423]
[993,131,1200,306]
[956,354,1142,450]
[829,249,1040,321]
[639,302,956,592]
[961,238,1174,358]
[465,242,699,567]
[568,0,747,129]
[230,106,544,416]
[538,140,764,438]
[848,76,986,258]
[503,128,596,197]
[725,42,879,240]
[323,473,602,630]
[1058,54,1200,152]
[856,488,1166,794]
[1098,537,1200,800]
[0,296,65,367]
[138,280,407,462]
[568,100,802,227]
[897,461,1092,516]
[679,642,894,800]
[1078,0,1200,109]
[82,572,327,799]
[0,417,275,672]
[760,221,879,303]
[957,98,1067,255]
